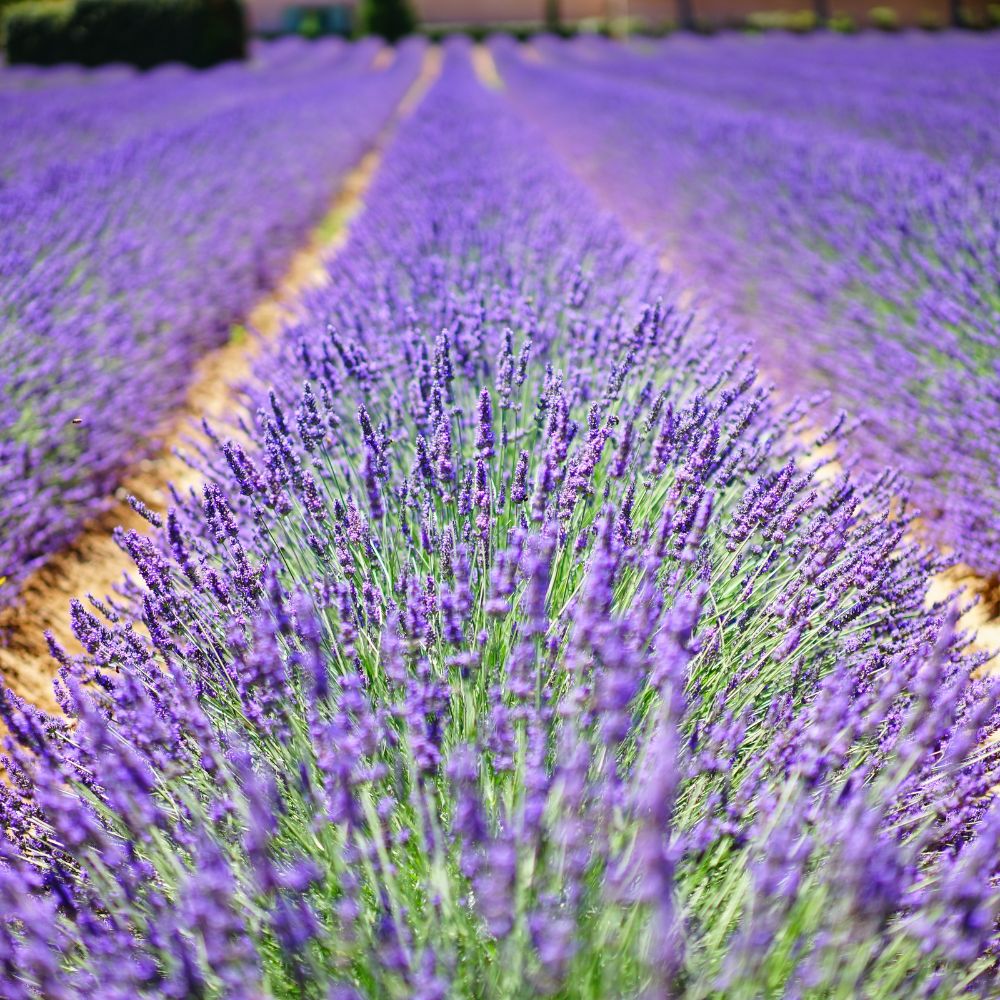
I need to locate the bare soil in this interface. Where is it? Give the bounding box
[471,45,504,90]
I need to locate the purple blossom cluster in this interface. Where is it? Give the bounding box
[494,34,1000,575]
[2,40,1000,998]
[0,38,421,604]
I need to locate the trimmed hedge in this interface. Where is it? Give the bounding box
[868,4,900,28]
[745,8,817,31]
[3,1,71,58]
[6,0,246,68]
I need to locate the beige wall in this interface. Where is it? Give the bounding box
[249,0,293,30]
[686,0,987,25]
[410,0,676,23]
[412,0,544,21]
[408,0,973,26]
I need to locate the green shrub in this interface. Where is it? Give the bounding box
[419,23,540,43]
[357,0,414,40]
[917,7,945,27]
[544,0,560,31]
[0,0,38,24]
[297,7,322,37]
[958,3,988,26]
[4,0,71,63]
[745,10,779,30]
[868,4,900,28]
[635,18,675,35]
[788,8,818,30]
[829,11,857,30]
[989,2,1000,25]
[745,9,817,31]
[6,0,246,67]
[0,0,31,25]
[601,14,654,35]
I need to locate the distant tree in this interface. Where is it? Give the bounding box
[813,0,829,25]
[676,0,695,29]
[358,0,414,40]
[545,0,561,31]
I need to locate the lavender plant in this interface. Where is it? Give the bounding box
[2,44,999,998]
[0,38,421,605]
[493,34,1000,577]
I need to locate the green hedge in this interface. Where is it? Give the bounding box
[744,9,817,31]
[6,0,246,68]
[357,0,414,40]
[868,4,900,28]
[3,2,72,60]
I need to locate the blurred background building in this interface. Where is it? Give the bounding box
[248,0,994,37]
[2,0,993,69]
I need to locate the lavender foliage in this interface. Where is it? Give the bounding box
[2,41,999,998]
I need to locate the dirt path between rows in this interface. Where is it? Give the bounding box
[0,45,443,713]
[473,43,1000,661]
[471,45,503,90]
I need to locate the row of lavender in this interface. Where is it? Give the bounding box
[0,38,386,181]
[541,33,1000,166]
[494,34,1000,575]
[0,38,421,605]
[3,43,1000,997]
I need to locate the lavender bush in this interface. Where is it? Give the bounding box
[0,38,421,604]
[2,44,999,997]
[494,34,1000,576]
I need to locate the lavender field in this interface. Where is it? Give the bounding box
[1,32,999,999]
[0,36,420,605]
[495,32,1000,571]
